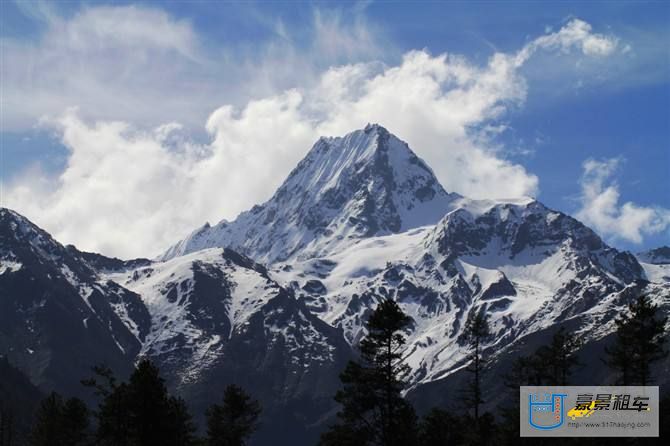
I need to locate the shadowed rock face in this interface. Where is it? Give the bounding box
[0,355,44,442]
[0,208,148,399]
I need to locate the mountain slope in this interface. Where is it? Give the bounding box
[637,246,670,283]
[104,247,352,443]
[158,124,662,390]
[0,208,149,397]
[272,196,650,385]
[162,124,459,263]
[105,247,350,385]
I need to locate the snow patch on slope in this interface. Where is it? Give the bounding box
[0,260,22,274]
[639,262,670,284]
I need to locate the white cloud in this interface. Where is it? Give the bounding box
[576,158,670,244]
[3,14,626,258]
[523,18,618,59]
[1,3,385,132]
[1,5,205,131]
[53,5,198,56]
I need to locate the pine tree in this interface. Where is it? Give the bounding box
[206,384,261,446]
[605,295,668,385]
[29,392,63,446]
[418,408,464,446]
[84,365,131,446]
[87,361,198,446]
[125,359,173,445]
[61,398,90,445]
[29,392,89,446]
[168,396,198,446]
[320,298,417,446]
[96,382,131,446]
[535,327,582,385]
[462,310,490,420]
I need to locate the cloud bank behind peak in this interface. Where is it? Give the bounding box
[2,7,637,258]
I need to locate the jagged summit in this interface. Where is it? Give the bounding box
[1,207,36,232]
[0,207,67,265]
[161,125,459,263]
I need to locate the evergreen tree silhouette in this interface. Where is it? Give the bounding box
[462,309,490,420]
[29,392,89,446]
[418,408,464,446]
[320,298,417,446]
[605,295,668,385]
[87,360,198,446]
[29,393,62,446]
[168,396,198,446]
[61,398,90,445]
[95,382,131,446]
[126,359,173,445]
[206,384,261,446]
[83,365,130,446]
[535,327,582,385]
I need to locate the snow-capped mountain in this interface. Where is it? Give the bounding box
[1,125,668,445]
[159,124,660,388]
[0,208,350,443]
[104,247,349,385]
[0,208,148,397]
[104,247,352,442]
[162,124,459,263]
[272,196,652,385]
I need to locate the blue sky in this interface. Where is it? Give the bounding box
[1,0,668,257]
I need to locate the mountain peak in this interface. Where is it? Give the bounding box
[364,122,385,131]
[162,126,458,263]
[284,124,462,215]
[292,124,398,176]
[0,207,56,252]
[0,207,27,226]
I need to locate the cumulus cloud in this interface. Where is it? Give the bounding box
[520,18,618,60]
[4,12,625,258]
[576,158,670,244]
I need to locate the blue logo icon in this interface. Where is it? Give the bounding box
[528,392,567,430]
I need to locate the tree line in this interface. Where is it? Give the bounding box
[2,360,261,446]
[1,294,667,445]
[318,294,668,446]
